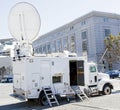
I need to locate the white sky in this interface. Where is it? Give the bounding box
[0,0,120,39]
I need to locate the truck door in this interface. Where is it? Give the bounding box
[39,61,51,87]
[77,61,85,86]
[89,65,98,85]
[30,73,40,97]
[69,61,77,85]
[69,60,85,86]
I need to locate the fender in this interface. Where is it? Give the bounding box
[97,78,113,91]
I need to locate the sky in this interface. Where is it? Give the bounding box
[0,0,120,40]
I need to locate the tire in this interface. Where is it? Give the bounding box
[102,85,111,95]
[39,93,49,106]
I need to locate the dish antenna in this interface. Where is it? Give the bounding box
[8,2,41,57]
[8,2,41,42]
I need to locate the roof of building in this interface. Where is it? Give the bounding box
[0,38,14,42]
[34,11,120,42]
[79,11,120,20]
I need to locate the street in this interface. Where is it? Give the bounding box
[0,79,120,110]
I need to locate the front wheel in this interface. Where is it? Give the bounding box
[102,85,111,95]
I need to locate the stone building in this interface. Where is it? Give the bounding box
[33,11,120,71]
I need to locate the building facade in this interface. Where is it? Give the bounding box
[33,11,120,72]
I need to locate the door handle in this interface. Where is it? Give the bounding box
[94,76,97,82]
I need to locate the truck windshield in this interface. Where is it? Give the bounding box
[90,66,96,73]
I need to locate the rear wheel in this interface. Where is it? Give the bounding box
[102,85,111,95]
[39,93,49,106]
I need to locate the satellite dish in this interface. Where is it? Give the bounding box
[8,2,41,42]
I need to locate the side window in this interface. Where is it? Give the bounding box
[90,66,96,73]
[52,76,62,83]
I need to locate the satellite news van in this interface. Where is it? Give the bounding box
[12,52,113,105]
[8,2,113,106]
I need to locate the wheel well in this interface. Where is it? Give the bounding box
[38,90,48,106]
[103,83,113,90]
[39,90,44,98]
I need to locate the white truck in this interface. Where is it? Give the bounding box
[13,52,113,105]
[9,2,113,106]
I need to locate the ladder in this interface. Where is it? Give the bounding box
[42,87,59,107]
[71,86,89,101]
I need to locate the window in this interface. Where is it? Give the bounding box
[108,64,112,70]
[81,31,88,52]
[46,42,51,54]
[51,40,56,52]
[81,31,87,40]
[42,44,46,54]
[70,26,74,30]
[34,48,38,53]
[82,41,87,51]
[81,20,86,25]
[103,17,109,22]
[70,36,76,52]
[102,61,105,64]
[39,45,42,54]
[63,36,68,50]
[104,29,111,37]
[36,48,39,53]
[90,66,96,73]
[56,38,62,52]
[52,76,62,83]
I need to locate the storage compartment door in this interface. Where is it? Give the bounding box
[14,74,21,89]
[77,61,85,86]
[32,73,40,89]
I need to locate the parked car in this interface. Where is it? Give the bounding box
[106,70,120,79]
[1,77,13,83]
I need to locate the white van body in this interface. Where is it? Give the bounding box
[13,54,113,101]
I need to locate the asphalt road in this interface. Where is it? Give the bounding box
[0,79,120,110]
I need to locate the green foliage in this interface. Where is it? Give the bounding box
[104,33,120,66]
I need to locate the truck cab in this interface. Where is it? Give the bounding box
[86,62,113,95]
[69,60,113,96]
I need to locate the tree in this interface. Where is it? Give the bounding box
[104,33,120,70]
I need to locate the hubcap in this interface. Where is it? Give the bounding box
[104,86,111,95]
